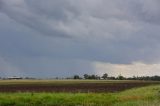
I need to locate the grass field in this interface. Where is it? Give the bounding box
[0,80,159,106]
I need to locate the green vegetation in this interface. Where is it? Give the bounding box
[0,85,159,106]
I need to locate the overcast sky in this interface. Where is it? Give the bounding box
[1,0,160,77]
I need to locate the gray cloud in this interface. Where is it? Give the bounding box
[0,0,140,38]
[1,0,160,77]
[129,0,160,24]
[0,0,71,37]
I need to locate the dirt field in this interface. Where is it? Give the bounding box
[0,80,159,93]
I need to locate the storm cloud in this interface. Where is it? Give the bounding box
[0,0,160,77]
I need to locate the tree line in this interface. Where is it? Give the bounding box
[70,73,160,81]
[1,73,160,81]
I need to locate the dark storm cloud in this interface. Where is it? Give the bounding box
[128,0,160,25]
[0,0,72,37]
[1,0,160,77]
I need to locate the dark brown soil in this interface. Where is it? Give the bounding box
[0,81,159,93]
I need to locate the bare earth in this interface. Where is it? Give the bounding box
[0,80,159,93]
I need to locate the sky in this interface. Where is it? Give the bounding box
[0,0,160,77]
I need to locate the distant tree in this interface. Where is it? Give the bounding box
[73,75,80,79]
[95,75,101,80]
[131,76,135,80]
[117,74,125,80]
[102,73,108,80]
[83,74,100,79]
[90,75,96,79]
[83,74,160,81]
[84,74,89,79]
[108,76,116,80]
[151,75,160,81]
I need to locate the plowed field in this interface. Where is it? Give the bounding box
[0,80,159,93]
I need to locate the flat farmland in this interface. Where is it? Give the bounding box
[0,80,159,93]
[0,80,160,106]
